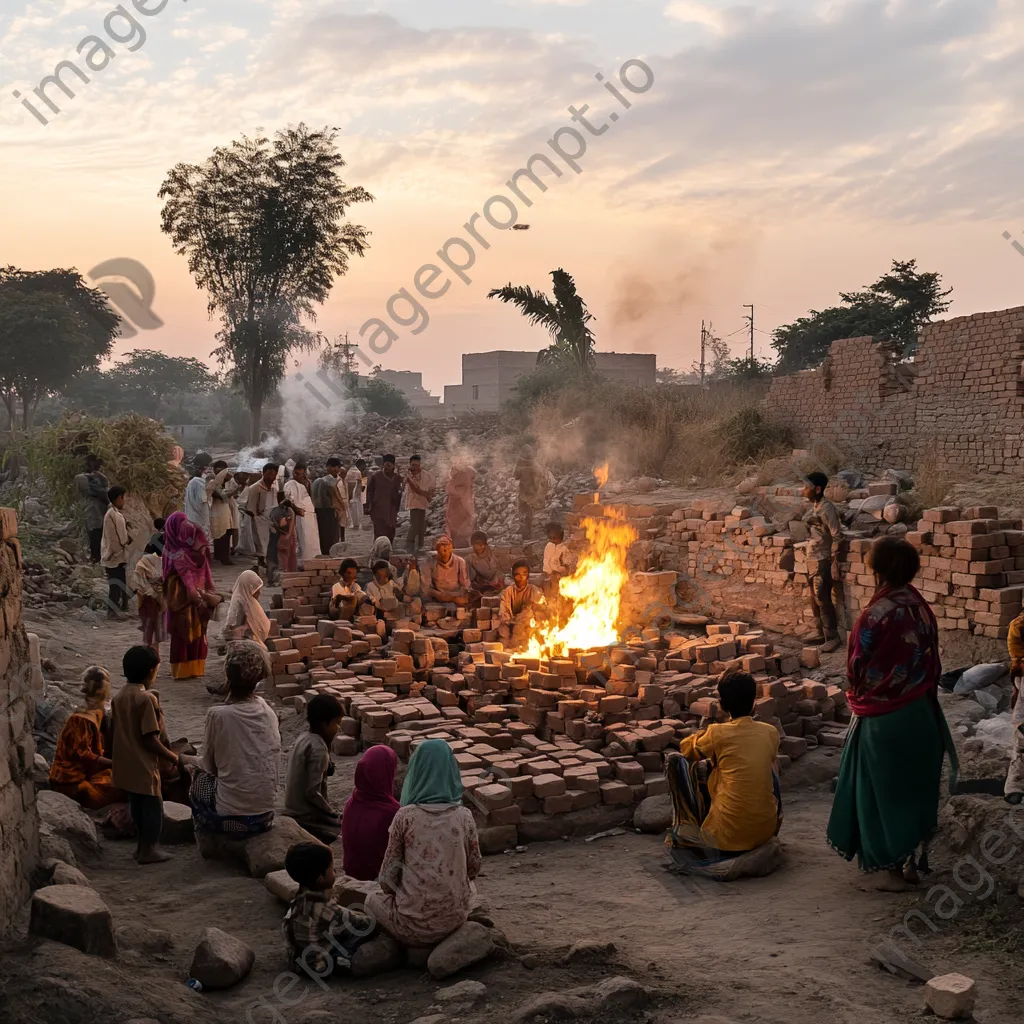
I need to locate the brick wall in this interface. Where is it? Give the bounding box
[0,508,38,935]
[762,307,1024,472]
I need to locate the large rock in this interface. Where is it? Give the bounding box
[30,885,117,958]
[189,927,256,990]
[265,869,300,903]
[244,818,324,878]
[924,973,976,1019]
[161,802,195,844]
[350,933,403,978]
[632,794,672,834]
[333,874,380,908]
[37,790,99,857]
[477,824,518,855]
[428,922,495,979]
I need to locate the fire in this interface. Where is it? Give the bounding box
[522,510,638,659]
[593,461,610,490]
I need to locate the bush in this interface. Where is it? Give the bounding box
[719,408,794,464]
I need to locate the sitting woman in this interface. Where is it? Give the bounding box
[426,535,470,607]
[188,641,282,836]
[666,671,782,869]
[341,745,400,881]
[220,569,271,646]
[49,666,125,810]
[367,739,481,948]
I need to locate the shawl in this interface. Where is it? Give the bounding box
[846,583,940,718]
[162,511,214,592]
[369,536,393,564]
[400,738,463,806]
[223,570,271,644]
[341,745,400,880]
[131,552,163,600]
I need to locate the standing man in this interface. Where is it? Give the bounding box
[365,455,403,542]
[245,463,279,573]
[346,460,366,531]
[284,463,320,567]
[801,471,844,653]
[74,453,109,563]
[514,445,546,542]
[312,458,348,554]
[209,459,234,565]
[404,454,435,554]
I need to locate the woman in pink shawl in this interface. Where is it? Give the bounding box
[162,511,218,679]
[445,463,477,549]
[341,745,399,881]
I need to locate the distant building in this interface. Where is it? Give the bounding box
[374,370,442,414]
[443,350,657,413]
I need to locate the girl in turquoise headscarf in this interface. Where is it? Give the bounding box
[366,740,482,947]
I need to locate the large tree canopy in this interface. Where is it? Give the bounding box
[0,267,119,428]
[488,269,596,372]
[772,259,952,373]
[158,124,373,441]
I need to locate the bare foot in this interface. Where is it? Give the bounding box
[137,848,173,865]
[903,864,921,885]
[875,869,915,892]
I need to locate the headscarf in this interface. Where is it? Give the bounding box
[369,536,393,564]
[400,738,463,806]
[223,639,271,690]
[131,552,163,600]
[341,745,400,881]
[162,511,214,592]
[434,535,453,564]
[223,570,270,644]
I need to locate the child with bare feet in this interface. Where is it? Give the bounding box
[110,645,180,864]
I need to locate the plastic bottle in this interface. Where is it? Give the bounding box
[186,979,203,993]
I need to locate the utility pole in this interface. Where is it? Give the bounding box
[699,320,706,388]
[743,304,755,371]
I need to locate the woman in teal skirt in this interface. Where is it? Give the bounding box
[827,536,957,891]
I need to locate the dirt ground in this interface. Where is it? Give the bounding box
[5,556,1024,1024]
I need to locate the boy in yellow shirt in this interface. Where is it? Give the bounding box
[668,671,782,857]
[1005,611,1024,804]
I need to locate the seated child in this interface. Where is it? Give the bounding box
[497,560,545,650]
[283,842,374,976]
[341,744,400,881]
[427,535,470,607]
[329,559,364,621]
[1005,609,1024,804]
[667,670,782,858]
[284,694,344,844]
[542,522,572,589]
[365,560,402,614]
[468,530,504,594]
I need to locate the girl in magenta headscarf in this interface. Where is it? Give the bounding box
[341,745,400,880]
[162,511,218,679]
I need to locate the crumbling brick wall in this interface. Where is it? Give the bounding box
[0,508,39,935]
[762,306,1024,473]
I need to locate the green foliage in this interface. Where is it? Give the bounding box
[358,375,413,417]
[0,267,119,428]
[488,269,596,372]
[772,259,952,372]
[12,412,185,516]
[720,407,794,463]
[159,124,374,440]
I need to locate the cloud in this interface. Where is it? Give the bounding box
[664,0,731,33]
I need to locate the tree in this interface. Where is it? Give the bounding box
[158,124,374,441]
[106,350,216,416]
[315,338,413,417]
[772,259,952,373]
[0,267,119,428]
[488,269,596,371]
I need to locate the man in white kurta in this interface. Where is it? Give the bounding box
[284,463,320,567]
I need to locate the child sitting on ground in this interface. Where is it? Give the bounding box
[468,530,504,594]
[329,559,364,621]
[284,694,344,844]
[498,560,546,651]
[667,670,782,859]
[365,560,402,614]
[543,522,572,592]
[283,842,374,976]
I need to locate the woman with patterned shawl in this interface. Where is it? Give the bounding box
[162,511,218,679]
[827,537,958,890]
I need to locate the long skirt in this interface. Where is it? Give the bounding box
[168,603,210,679]
[52,777,125,811]
[827,695,957,872]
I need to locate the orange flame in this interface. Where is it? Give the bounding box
[523,511,637,659]
[593,461,610,490]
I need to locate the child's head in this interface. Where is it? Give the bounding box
[277,490,287,505]
[372,560,391,583]
[307,693,344,742]
[545,522,564,543]
[224,641,270,698]
[340,558,359,585]
[108,485,127,510]
[285,841,335,891]
[718,671,757,719]
[802,471,828,501]
[123,645,160,687]
[470,530,488,554]
[81,665,110,703]
[153,517,165,531]
[512,559,530,587]
[435,536,453,562]
[213,460,228,474]
[262,463,279,485]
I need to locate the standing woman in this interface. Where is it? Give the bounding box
[445,461,477,549]
[827,537,958,890]
[162,511,219,680]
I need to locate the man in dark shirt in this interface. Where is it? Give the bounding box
[74,453,109,563]
[801,471,844,653]
[365,455,403,542]
[514,446,546,541]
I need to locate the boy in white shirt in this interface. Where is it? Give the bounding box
[101,485,132,617]
[329,559,365,621]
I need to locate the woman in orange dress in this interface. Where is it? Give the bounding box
[49,667,125,810]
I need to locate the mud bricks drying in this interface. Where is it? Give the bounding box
[0,508,39,935]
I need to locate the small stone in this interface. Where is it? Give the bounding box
[350,933,403,977]
[563,938,617,964]
[924,973,976,1019]
[632,794,672,834]
[427,921,495,979]
[590,976,651,1011]
[437,979,487,1003]
[265,869,300,903]
[30,885,117,958]
[189,927,256,990]
[47,861,90,887]
[161,802,195,844]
